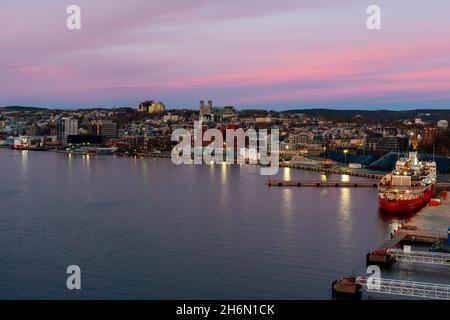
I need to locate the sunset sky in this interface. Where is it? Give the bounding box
[1,0,450,110]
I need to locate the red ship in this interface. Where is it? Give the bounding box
[378,152,437,214]
[9,144,46,151]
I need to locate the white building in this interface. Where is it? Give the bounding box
[437,120,448,130]
[57,117,78,144]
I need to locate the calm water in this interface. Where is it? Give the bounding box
[1,149,448,299]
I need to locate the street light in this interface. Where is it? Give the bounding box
[343,149,348,165]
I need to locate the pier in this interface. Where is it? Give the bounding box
[356,277,450,300]
[268,179,450,189]
[386,248,450,266]
[380,195,450,249]
[332,275,450,300]
[336,193,450,299]
[368,195,450,267]
[280,162,385,179]
[267,180,379,188]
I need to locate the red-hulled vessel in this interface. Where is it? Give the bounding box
[378,152,437,214]
[9,143,46,151]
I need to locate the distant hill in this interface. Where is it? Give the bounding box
[0,106,48,112]
[281,108,450,121]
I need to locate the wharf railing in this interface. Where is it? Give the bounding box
[387,249,450,266]
[356,276,450,300]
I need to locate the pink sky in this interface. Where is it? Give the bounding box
[1,0,450,109]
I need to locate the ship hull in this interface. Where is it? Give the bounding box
[379,186,435,214]
[9,145,46,151]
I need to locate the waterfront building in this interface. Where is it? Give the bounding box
[92,120,118,139]
[288,132,312,148]
[67,134,104,146]
[366,134,409,154]
[57,117,78,145]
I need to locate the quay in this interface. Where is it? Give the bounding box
[335,193,450,299]
[367,194,450,266]
[379,195,450,249]
[268,179,450,188]
[280,162,385,179]
[332,275,450,300]
[267,179,379,188]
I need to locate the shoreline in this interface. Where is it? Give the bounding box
[3,148,450,182]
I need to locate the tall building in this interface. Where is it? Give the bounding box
[199,100,212,118]
[423,124,437,146]
[57,117,78,145]
[137,100,166,113]
[92,120,118,139]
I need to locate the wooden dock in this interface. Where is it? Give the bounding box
[267,179,379,188]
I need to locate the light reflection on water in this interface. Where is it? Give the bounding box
[1,149,446,300]
[283,167,292,181]
[338,188,353,247]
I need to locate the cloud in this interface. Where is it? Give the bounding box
[1,0,450,109]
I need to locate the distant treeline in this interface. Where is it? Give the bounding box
[283,108,450,122]
[0,106,48,112]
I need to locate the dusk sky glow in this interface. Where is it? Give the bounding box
[1,0,450,110]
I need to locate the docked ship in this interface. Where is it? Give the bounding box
[8,136,47,151]
[9,144,46,151]
[378,152,437,213]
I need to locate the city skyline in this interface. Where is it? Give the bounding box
[2,0,450,110]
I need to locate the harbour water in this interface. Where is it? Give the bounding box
[0,149,448,299]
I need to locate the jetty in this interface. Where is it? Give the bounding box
[267,180,379,188]
[267,179,450,189]
[335,192,450,299]
[379,195,450,249]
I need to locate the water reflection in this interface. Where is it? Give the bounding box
[378,211,411,235]
[20,150,28,178]
[220,162,228,185]
[220,162,230,210]
[338,188,353,245]
[141,160,148,176]
[283,167,292,181]
[0,150,407,299]
[281,188,294,227]
[82,154,91,175]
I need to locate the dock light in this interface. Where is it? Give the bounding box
[343,149,348,165]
